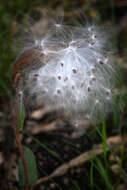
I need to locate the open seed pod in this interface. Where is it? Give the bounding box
[12,18,121,126]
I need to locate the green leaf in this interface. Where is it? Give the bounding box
[18,146,37,188]
[18,103,25,132]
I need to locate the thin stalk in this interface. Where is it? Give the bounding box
[14,73,29,190]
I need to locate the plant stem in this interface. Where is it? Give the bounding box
[14,73,29,190]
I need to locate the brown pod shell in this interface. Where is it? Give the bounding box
[11,46,44,80]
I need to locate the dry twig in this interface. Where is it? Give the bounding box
[35,135,127,187]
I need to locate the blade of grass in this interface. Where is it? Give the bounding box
[90,150,95,190]
[24,131,64,163]
[71,180,81,190]
[95,157,114,190]
[38,166,63,190]
[101,119,108,169]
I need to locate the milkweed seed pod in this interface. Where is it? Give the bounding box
[12,17,120,125]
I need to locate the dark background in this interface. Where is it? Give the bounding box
[0,0,127,190]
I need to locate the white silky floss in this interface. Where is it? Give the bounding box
[23,21,119,125]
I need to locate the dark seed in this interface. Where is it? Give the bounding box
[94,34,98,38]
[34,74,39,77]
[89,27,94,32]
[106,91,110,96]
[92,77,96,81]
[72,69,77,73]
[61,63,64,67]
[91,68,96,73]
[40,53,44,57]
[88,87,91,92]
[58,76,61,80]
[57,89,61,94]
[98,60,104,65]
[91,42,95,46]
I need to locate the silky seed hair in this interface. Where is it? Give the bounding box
[13,15,120,125]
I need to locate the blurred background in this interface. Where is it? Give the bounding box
[0,0,127,190]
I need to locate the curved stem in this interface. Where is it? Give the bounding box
[14,73,29,190]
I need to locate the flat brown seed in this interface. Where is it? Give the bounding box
[72,69,77,73]
[40,53,44,57]
[92,77,96,81]
[57,89,61,94]
[89,27,94,32]
[91,42,95,46]
[34,74,39,77]
[99,60,104,65]
[88,87,91,92]
[58,76,61,80]
[91,68,96,73]
[94,34,98,38]
[106,91,110,96]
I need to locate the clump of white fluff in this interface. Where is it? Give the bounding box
[19,18,119,124]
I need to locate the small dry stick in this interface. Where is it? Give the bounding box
[35,135,127,186]
[13,73,29,190]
